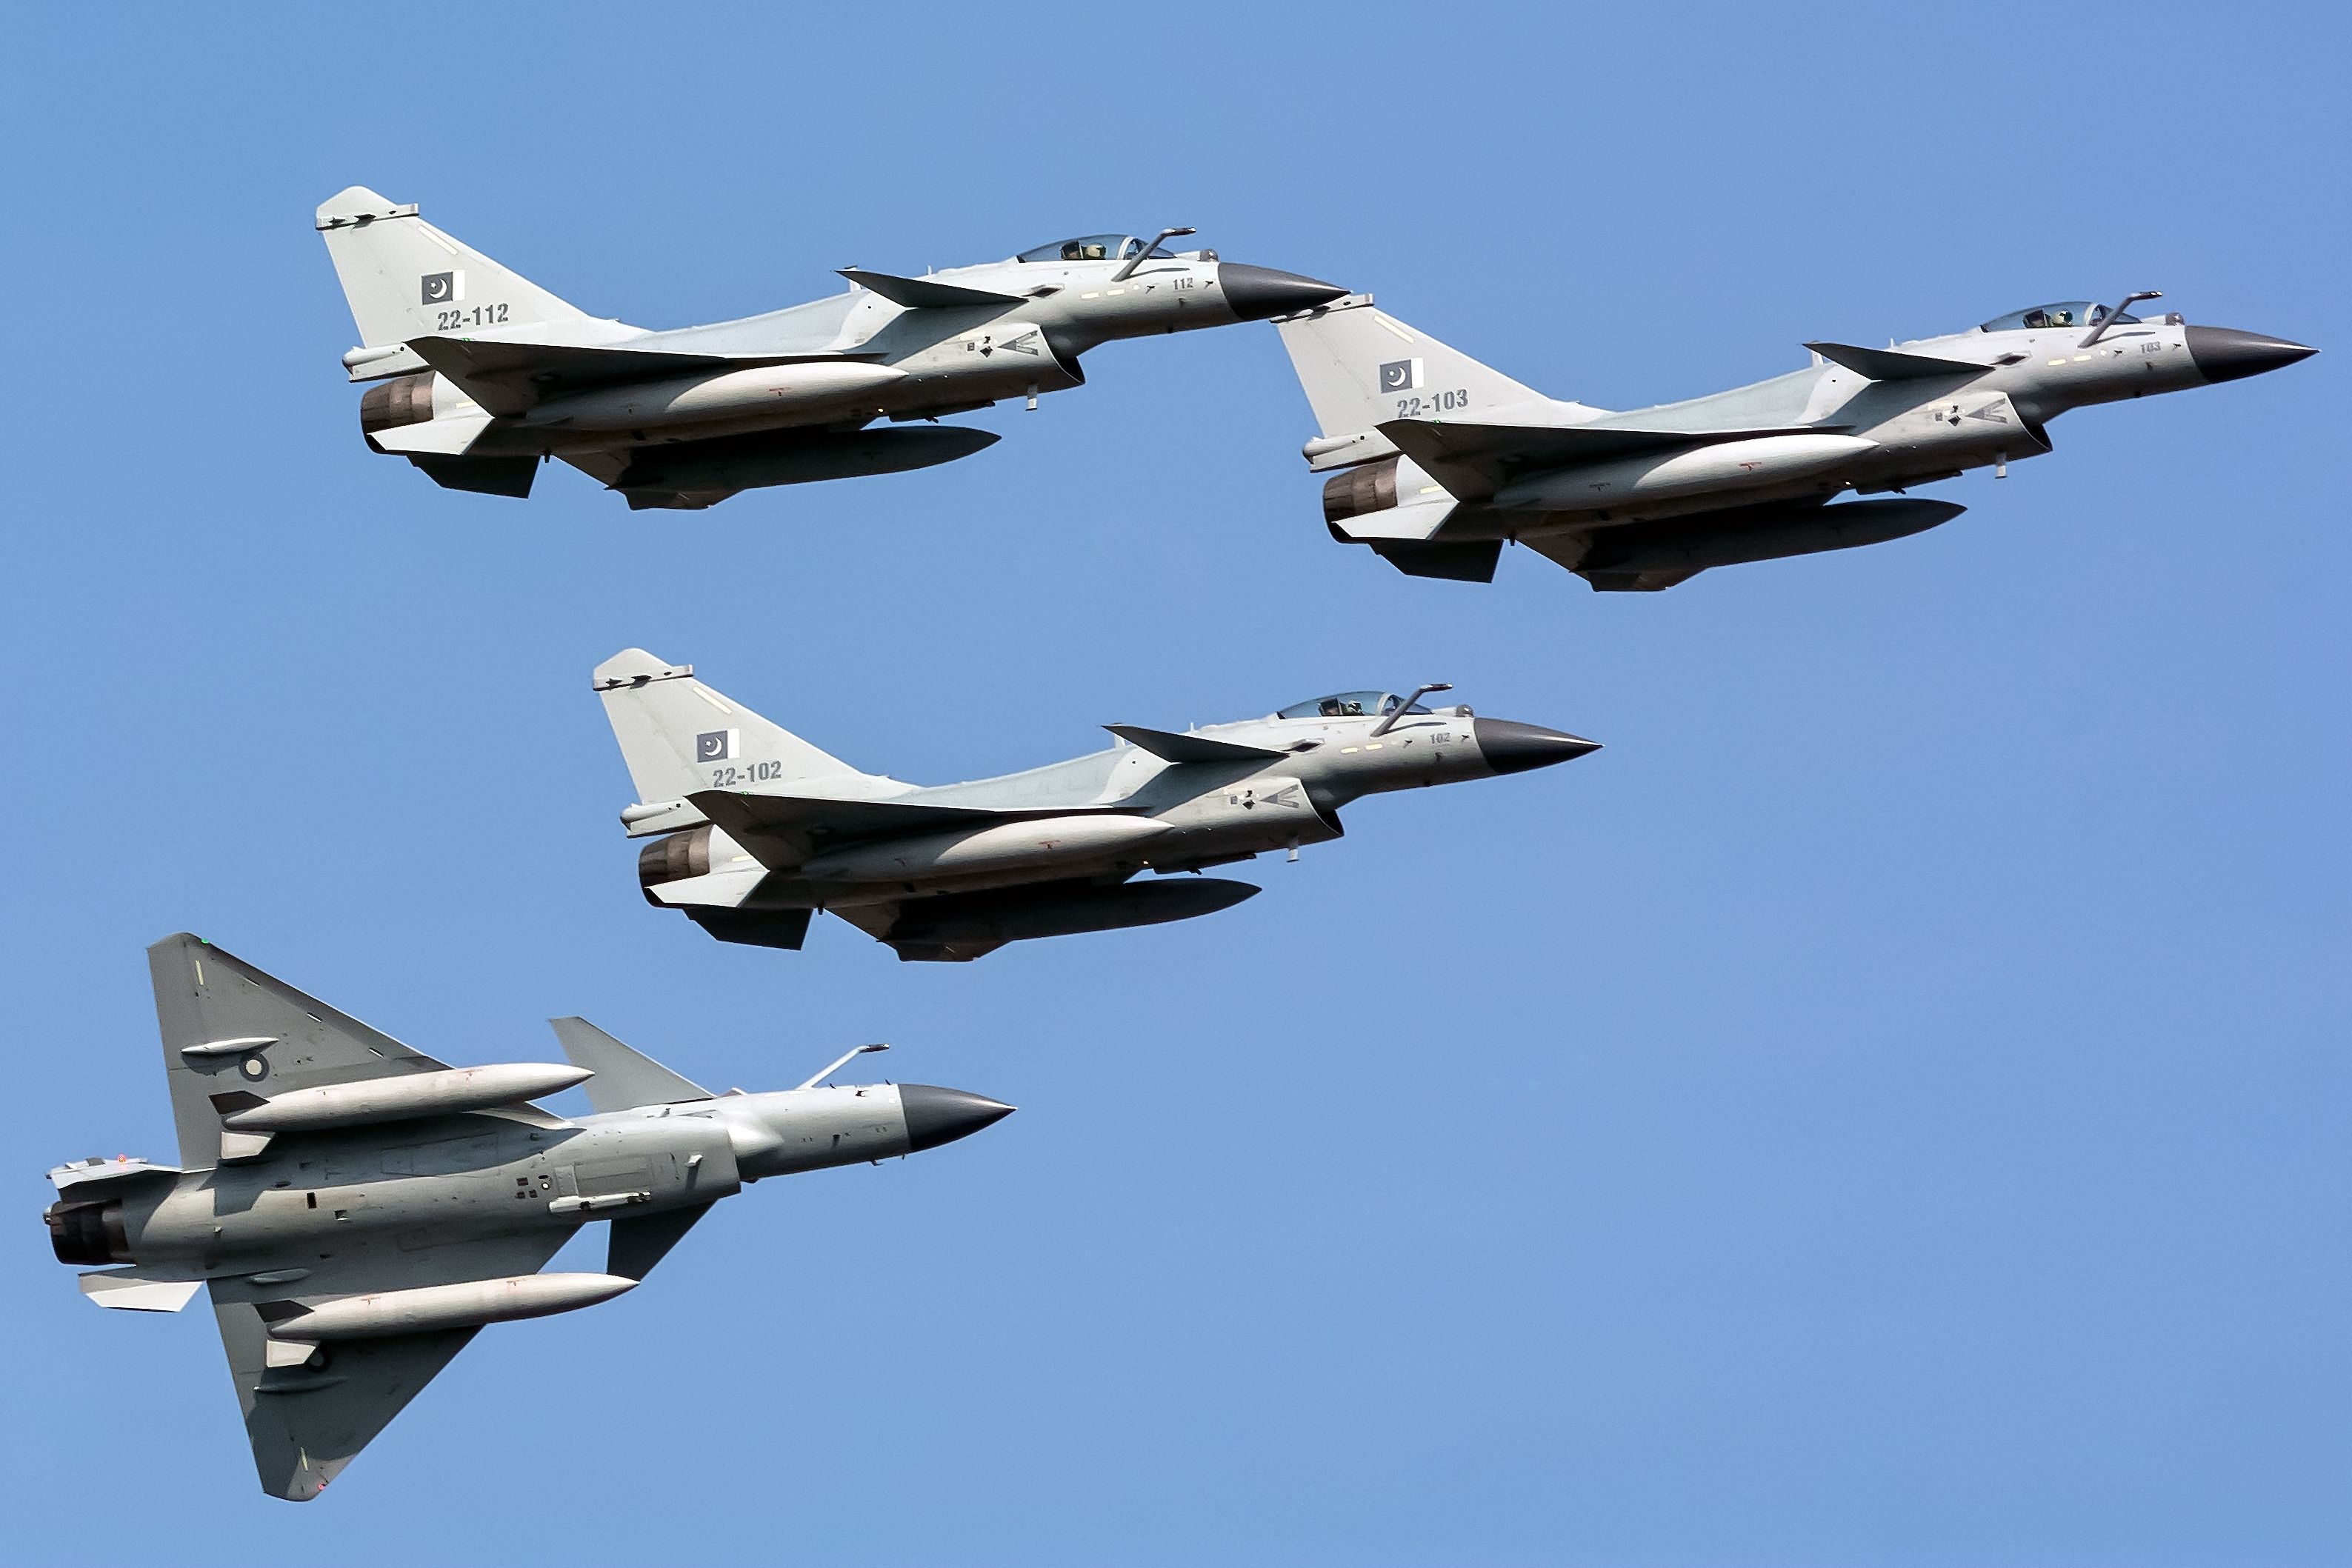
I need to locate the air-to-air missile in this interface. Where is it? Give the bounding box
[594,649,1600,962]
[1277,291,2315,590]
[314,187,1345,509]
[45,934,1013,1501]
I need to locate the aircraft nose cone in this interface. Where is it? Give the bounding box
[900,1084,1016,1152]
[1473,718,1602,776]
[2185,325,2317,384]
[1220,264,1348,322]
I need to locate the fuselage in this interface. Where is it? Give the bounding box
[1330,302,2313,547]
[362,238,1343,466]
[639,695,1596,919]
[47,1081,951,1276]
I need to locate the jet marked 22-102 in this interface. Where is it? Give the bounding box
[593,650,1600,962]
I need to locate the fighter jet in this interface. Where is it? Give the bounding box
[596,649,1599,961]
[1278,291,2315,590]
[315,186,1345,510]
[46,934,1013,1501]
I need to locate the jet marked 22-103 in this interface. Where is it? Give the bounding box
[316,188,1345,510]
[1280,290,2314,591]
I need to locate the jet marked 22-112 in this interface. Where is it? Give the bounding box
[316,188,1345,510]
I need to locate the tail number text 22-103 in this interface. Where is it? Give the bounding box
[1396,389,1470,417]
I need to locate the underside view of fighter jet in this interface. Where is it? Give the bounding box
[47,935,1013,1501]
[595,650,1599,961]
[1279,291,2314,591]
[316,187,1345,510]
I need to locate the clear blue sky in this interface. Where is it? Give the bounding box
[2,4,2344,1563]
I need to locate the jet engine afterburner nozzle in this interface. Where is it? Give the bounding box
[639,825,713,888]
[358,371,437,436]
[45,1198,130,1265]
[1221,264,1349,322]
[899,1085,1016,1152]
[1324,456,1400,524]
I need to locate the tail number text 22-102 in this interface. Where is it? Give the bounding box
[707,761,787,787]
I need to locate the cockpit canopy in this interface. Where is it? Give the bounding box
[1978,301,2142,333]
[1276,690,1432,720]
[1017,233,1179,264]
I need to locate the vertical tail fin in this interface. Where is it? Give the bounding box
[549,1018,711,1113]
[315,186,593,353]
[1275,297,1556,439]
[593,649,893,818]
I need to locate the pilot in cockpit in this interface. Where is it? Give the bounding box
[1984,301,2143,333]
[1276,691,1431,721]
[1019,235,1170,264]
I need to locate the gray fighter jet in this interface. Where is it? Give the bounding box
[45,934,1013,1501]
[1279,291,2315,590]
[316,186,1345,510]
[596,650,1599,961]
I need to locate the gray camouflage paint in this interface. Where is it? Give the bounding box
[316,187,1345,509]
[1280,294,2315,590]
[595,650,1599,961]
[44,935,1011,1501]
